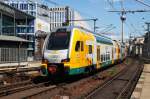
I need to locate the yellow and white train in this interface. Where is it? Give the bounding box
[41,26,127,77]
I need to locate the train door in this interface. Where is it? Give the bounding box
[75,40,86,66]
[85,42,93,68]
[75,41,81,67]
[112,47,114,64]
[97,45,100,69]
[80,41,85,66]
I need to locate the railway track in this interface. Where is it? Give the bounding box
[0,58,140,99]
[14,62,127,99]
[0,80,53,98]
[0,80,32,92]
[85,60,143,99]
[0,62,125,99]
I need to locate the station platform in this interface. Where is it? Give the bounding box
[0,61,41,74]
[131,64,150,99]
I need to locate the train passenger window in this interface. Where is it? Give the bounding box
[75,41,80,51]
[89,45,92,54]
[107,54,108,60]
[104,54,107,61]
[107,54,108,61]
[81,41,84,51]
[97,48,100,61]
[101,55,103,62]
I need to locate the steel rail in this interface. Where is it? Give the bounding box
[21,85,57,99]
[116,64,143,99]
[85,61,143,99]
[0,80,32,91]
[84,63,129,99]
[0,81,50,97]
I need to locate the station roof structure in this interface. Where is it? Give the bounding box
[0,1,35,19]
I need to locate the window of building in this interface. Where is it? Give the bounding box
[23,4,28,10]
[27,35,33,41]
[29,3,36,10]
[28,43,33,48]
[10,3,18,8]
[31,11,36,16]
[20,3,24,10]
[27,27,34,33]
[28,51,33,57]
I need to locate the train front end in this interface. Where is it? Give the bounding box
[41,28,71,78]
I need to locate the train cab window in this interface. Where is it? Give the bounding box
[89,45,92,54]
[47,29,71,50]
[75,41,80,51]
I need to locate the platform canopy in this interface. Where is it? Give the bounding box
[0,35,28,42]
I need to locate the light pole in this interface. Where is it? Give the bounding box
[120,13,126,43]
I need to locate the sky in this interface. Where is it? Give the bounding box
[44,0,150,41]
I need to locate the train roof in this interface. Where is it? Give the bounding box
[51,26,113,45]
[52,26,111,37]
[70,26,113,45]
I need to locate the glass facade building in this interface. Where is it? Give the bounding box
[49,7,74,31]
[5,1,37,60]
[9,2,37,16]
[1,14,15,36]
[0,1,34,64]
[5,1,51,60]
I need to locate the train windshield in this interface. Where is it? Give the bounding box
[47,29,71,50]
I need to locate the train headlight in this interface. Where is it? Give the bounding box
[48,66,57,74]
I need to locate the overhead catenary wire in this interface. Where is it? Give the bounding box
[107,0,115,10]
[108,0,150,41]
[46,0,59,6]
[99,24,114,32]
[135,0,150,8]
[125,17,144,37]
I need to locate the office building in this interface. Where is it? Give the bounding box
[49,6,90,31]
[5,0,50,60]
[0,1,34,66]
